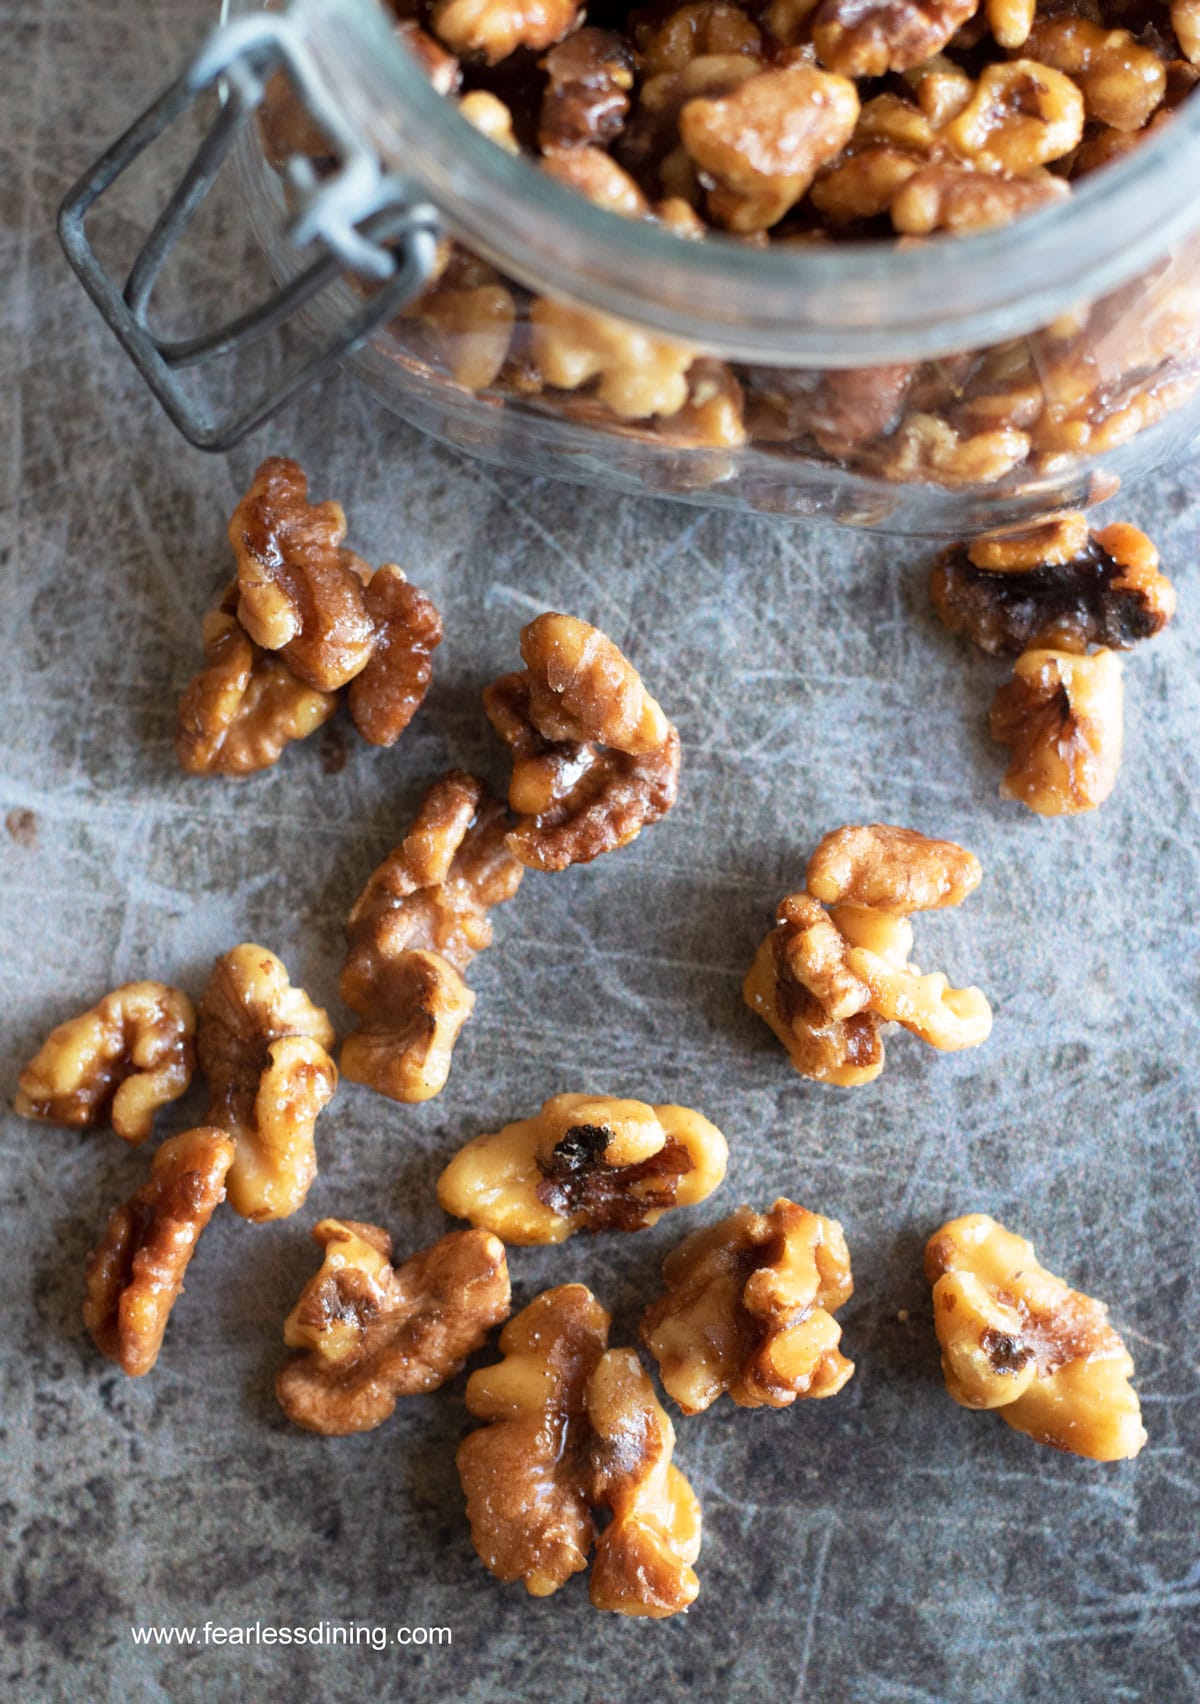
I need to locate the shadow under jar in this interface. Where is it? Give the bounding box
[237,0,1200,533]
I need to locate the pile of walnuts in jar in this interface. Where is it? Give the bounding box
[261,0,1200,489]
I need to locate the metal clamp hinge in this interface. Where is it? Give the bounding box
[58,12,441,451]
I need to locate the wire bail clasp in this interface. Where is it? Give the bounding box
[58,11,441,451]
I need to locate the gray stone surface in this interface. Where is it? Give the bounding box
[3,0,1199,1698]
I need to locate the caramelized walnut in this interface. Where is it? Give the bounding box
[540,30,635,150]
[345,565,443,746]
[82,1127,234,1377]
[340,772,524,1101]
[638,2,762,74]
[405,247,517,392]
[1174,0,1200,65]
[813,0,980,78]
[176,585,338,777]
[431,0,581,62]
[941,61,1085,174]
[990,647,1124,815]
[641,1199,855,1413]
[196,944,337,1221]
[230,458,376,693]
[530,298,695,419]
[1023,17,1166,131]
[276,1220,511,1434]
[586,1349,701,1618]
[15,982,196,1143]
[745,826,990,1086]
[458,1284,610,1596]
[483,612,681,871]
[437,1093,728,1243]
[889,163,1069,234]
[925,1214,1146,1460]
[931,519,1176,656]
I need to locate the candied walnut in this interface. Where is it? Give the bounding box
[889,163,1069,234]
[639,2,762,74]
[230,458,375,693]
[196,944,337,1221]
[406,248,517,392]
[176,585,338,776]
[437,1093,728,1243]
[586,1349,701,1618]
[346,565,443,746]
[531,297,694,419]
[865,412,1031,485]
[276,1220,511,1434]
[1023,17,1166,131]
[678,65,860,232]
[82,1127,234,1377]
[431,0,581,62]
[1174,0,1200,65]
[542,146,653,214]
[925,1214,1146,1460]
[340,772,523,1101]
[15,982,196,1144]
[745,825,990,1086]
[539,30,635,150]
[941,61,1085,174]
[985,0,1035,48]
[812,0,980,78]
[930,519,1176,656]
[990,647,1124,815]
[459,89,519,152]
[483,612,681,871]
[458,1284,610,1596]
[640,1200,855,1413]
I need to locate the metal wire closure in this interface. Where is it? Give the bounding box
[57,11,441,451]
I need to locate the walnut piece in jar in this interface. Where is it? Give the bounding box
[15,982,196,1144]
[641,1199,855,1413]
[1022,17,1166,132]
[458,1284,610,1597]
[990,647,1124,815]
[539,29,635,151]
[431,0,581,63]
[745,825,991,1086]
[813,0,980,78]
[940,61,1085,174]
[925,1214,1146,1460]
[586,1348,701,1617]
[483,612,681,871]
[82,1126,234,1377]
[176,585,339,776]
[276,1219,511,1434]
[930,518,1176,656]
[437,1093,728,1243]
[340,772,524,1102]
[1174,0,1200,66]
[196,944,337,1221]
[530,298,695,420]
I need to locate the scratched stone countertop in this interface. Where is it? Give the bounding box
[3,0,1200,1698]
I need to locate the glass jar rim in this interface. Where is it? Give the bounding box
[302,0,1200,364]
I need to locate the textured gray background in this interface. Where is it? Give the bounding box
[3,0,1199,1698]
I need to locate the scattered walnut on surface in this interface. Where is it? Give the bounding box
[345,564,443,747]
[437,1093,728,1244]
[931,518,1175,656]
[82,1127,234,1377]
[925,1214,1146,1460]
[340,772,524,1101]
[641,1199,855,1414]
[990,647,1124,815]
[276,1219,511,1434]
[458,1284,611,1597]
[745,825,991,1085]
[483,612,681,871]
[586,1348,701,1617]
[431,0,581,63]
[196,944,337,1221]
[15,982,196,1143]
[813,0,980,78]
[176,585,339,776]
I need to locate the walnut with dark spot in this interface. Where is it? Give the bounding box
[540,30,635,151]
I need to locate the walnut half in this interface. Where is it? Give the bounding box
[15,981,196,1143]
[990,648,1124,816]
[641,1199,855,1413]
[437,1092,728,1243]
[276,1219,511,1434]
[924,1214,1146,1460]
[83,1126,234,1377]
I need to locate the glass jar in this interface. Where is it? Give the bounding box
[111,0,1200,532]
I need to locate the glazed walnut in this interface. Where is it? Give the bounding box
[940,61,1085,174]
[1023,18,1166,132]
[931,518,1176,656]
[530,298,694,420]
[539,30,635,151]
[345,564,443,747]
[437,1093,728,1243]
[641,1199,855,1413]
[196,944,337,1221]
[745,826,991,1086]
[340,772,524,1101]
[432,0,581,63]
[276,1220,511,1434]
[82,1127,234,1377]
[925,1214,1146,1460]
[483,612,681,871]
[458,1284,610,1597]
[15,982,196,1143]
[1174,0,1200,66]
[813,0,980,78]
[404,246,517,393]
[990,648,1124,815]
[586,1349,701,1618]
[176,585,338,776]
